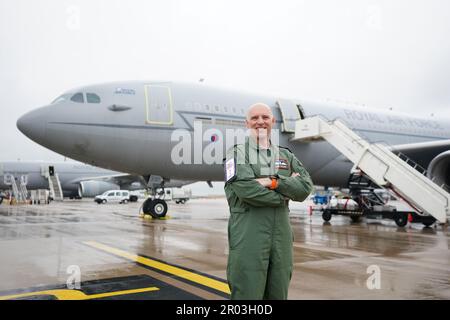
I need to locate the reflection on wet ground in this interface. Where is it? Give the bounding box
[0,198,448,299]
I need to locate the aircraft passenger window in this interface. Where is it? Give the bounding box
[70,93,84,103]
[87,93,101,104]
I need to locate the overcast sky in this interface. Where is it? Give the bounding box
[1,0,450,162]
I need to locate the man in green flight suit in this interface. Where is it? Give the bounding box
[224,102,313,300]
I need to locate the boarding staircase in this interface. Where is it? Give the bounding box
[5,174,28,202]
[19,176,29,202]
[291,116,450,223]
[48,174,63,201]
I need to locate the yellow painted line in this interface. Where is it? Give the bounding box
[84,241,231,294]
[0,287,159,300]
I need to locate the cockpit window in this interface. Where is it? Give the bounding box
[70,93,84,103]
[51,94,71,104]
[86,93,101,104]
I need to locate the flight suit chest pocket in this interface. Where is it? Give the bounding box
[251,163,276,178]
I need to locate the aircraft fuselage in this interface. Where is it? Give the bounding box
[17,81,450,188]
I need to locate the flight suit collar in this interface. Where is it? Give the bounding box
[246,136,280,155]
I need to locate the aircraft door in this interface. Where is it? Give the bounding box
[276,99,302,133]
[49,166,55,177]
[144,85,174,125]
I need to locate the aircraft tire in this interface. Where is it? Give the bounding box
[394,213,408,227]
[151,199,168,218]
[422,218,436,227]
[142,198,154,216]
[322,210,332,222]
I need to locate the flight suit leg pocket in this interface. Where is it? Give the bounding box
[228,207,249,250]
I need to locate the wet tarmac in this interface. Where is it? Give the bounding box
[0,198,449,300]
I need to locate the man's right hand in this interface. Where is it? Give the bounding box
[255,177,272,187]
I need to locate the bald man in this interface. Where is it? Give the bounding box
[224,103,313,300]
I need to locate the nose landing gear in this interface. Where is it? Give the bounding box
[143,198,168,218]
[141,179,169,218]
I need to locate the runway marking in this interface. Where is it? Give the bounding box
[0,287,159,300]
[84,241,231,295]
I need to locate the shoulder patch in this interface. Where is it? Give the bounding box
[224,158,236,183]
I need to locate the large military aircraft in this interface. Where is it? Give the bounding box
[0,160,190,203]
[16,81,450,218]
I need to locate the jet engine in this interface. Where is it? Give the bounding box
[427,150,450,190]
[78,181,120,198]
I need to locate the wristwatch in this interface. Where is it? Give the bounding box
[269,177,278,190]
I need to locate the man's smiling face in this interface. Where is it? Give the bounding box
[245,103,275,141]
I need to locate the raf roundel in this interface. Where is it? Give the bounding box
[211,134,219,142]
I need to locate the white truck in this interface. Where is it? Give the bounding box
[163,188,191,204]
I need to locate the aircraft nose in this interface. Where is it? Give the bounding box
[17,107,49,143]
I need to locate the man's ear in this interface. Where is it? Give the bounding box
[271,116,276,124]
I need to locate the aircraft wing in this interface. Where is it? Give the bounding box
[389,139,450,168]
[69,174,194,188]
[69,173,144,186]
